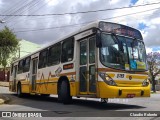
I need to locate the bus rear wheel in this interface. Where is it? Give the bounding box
[59,80,72,104]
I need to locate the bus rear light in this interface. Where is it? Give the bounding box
[99,72,117,86]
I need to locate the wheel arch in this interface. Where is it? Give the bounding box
[57,76,70,93]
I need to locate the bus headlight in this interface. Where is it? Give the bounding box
[142,79,149,87]
[99,72,117,86]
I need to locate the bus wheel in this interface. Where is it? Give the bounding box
[60,80,72,104]
[58,83,62,102]
[17,83,22,97]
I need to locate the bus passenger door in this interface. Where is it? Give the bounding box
[30,58,38,92]
[12,65,17,91]
[79,36,96,95]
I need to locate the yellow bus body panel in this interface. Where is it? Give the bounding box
[98,81,150,98]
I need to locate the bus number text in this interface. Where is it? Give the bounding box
[117,74,124,78]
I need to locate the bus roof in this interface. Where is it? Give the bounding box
[12,20,142,63]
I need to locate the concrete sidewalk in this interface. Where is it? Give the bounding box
[0,83,10,104]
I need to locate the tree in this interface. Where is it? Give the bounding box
[0,26,19,76]
[147,52,160,92]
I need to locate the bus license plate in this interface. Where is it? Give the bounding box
[127,94,135,98]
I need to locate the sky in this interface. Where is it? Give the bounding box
[0,0,160,53]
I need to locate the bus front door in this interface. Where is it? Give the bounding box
[79,36,96,95]
[30,58,38,92]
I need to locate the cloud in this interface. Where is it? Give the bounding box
[0,0,159,53]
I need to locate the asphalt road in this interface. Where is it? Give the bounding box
[0,86,160,120]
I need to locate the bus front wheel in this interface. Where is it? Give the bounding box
[59,80,72,104]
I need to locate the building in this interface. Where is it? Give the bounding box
[0,39,41,81]
[18,39,41,58]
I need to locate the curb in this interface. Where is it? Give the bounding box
[0,95,10,105]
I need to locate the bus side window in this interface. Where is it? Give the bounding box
[48,43,61,66]
[18,60,24,74]
[61,38,74,63]
[38,49,48,69]
[23,57,31,72]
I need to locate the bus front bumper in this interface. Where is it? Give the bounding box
[98,81,150,98]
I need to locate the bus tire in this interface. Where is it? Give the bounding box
[17,83,23,97]
[60,80,72,104]
[58,83,62,102]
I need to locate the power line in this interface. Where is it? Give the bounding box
[0,0,28,27]
[8,0,53,28]
[29,0,53,14]
[14,7,160,33]
[5,0,41,23]
[2,1,35,21]
[1,1,160,17]
[6,0,160,28]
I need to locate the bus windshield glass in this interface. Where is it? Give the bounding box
[100,33,147,71]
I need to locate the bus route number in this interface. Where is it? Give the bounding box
[117,74,124,78]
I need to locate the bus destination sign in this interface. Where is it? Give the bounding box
[99,22,143,40]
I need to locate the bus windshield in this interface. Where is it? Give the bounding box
[100,33,147,71]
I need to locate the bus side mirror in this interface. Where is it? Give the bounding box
[96,33,102,48]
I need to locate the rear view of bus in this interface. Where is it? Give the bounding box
[96,21,150,99]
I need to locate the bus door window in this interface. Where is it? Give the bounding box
[80,41,87,65]
[89,37,95,63]
[89,37,96,93]
[79,40,87,92]
[31,58,38,91]
[79,37,96,94]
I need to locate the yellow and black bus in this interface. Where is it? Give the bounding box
[9,21,150,104]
